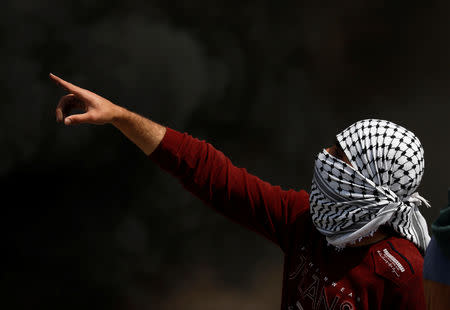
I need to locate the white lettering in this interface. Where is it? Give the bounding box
[383,248,405,272]
[296,301,304,310]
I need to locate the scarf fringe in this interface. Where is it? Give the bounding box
[328,229,378,251]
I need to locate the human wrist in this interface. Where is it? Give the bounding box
[110,105,130,126]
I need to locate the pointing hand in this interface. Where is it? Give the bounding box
[50,73,122,125]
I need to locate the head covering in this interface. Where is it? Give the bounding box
[309,119,431,252]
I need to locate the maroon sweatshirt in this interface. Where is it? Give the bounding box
[149,128,426,310]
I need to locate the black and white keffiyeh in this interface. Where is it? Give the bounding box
[309,119,431,252]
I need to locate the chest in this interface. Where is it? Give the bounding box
[283,242,379,310]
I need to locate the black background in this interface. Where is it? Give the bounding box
[1,1,449,309]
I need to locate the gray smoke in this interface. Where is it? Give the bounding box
[1,1,450,309]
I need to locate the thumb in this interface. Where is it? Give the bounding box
[64,113,92,125]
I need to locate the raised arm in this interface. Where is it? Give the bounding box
[50,73,310,250]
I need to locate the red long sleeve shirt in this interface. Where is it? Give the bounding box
[149,128,426,310]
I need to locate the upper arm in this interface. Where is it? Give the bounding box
[149,128,311,250]
[382,274,426,310]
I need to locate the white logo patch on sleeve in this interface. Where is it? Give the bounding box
[376,248,405,278]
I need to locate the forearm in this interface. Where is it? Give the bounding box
[49,72,307,252]
[111,106,166,156]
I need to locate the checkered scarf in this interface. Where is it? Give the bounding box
[309,119,431,252]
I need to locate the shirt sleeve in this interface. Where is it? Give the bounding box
[148,127,310,251]
[372,238,426,309]
[382,273,426,310]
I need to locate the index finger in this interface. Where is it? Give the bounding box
[49,73,90,99]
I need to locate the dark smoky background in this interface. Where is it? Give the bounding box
[1,0,449,309]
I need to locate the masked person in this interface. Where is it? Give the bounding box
[51,74,430,310]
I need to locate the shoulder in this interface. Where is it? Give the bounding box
[283,189,310,220]
[369,236,424,287]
